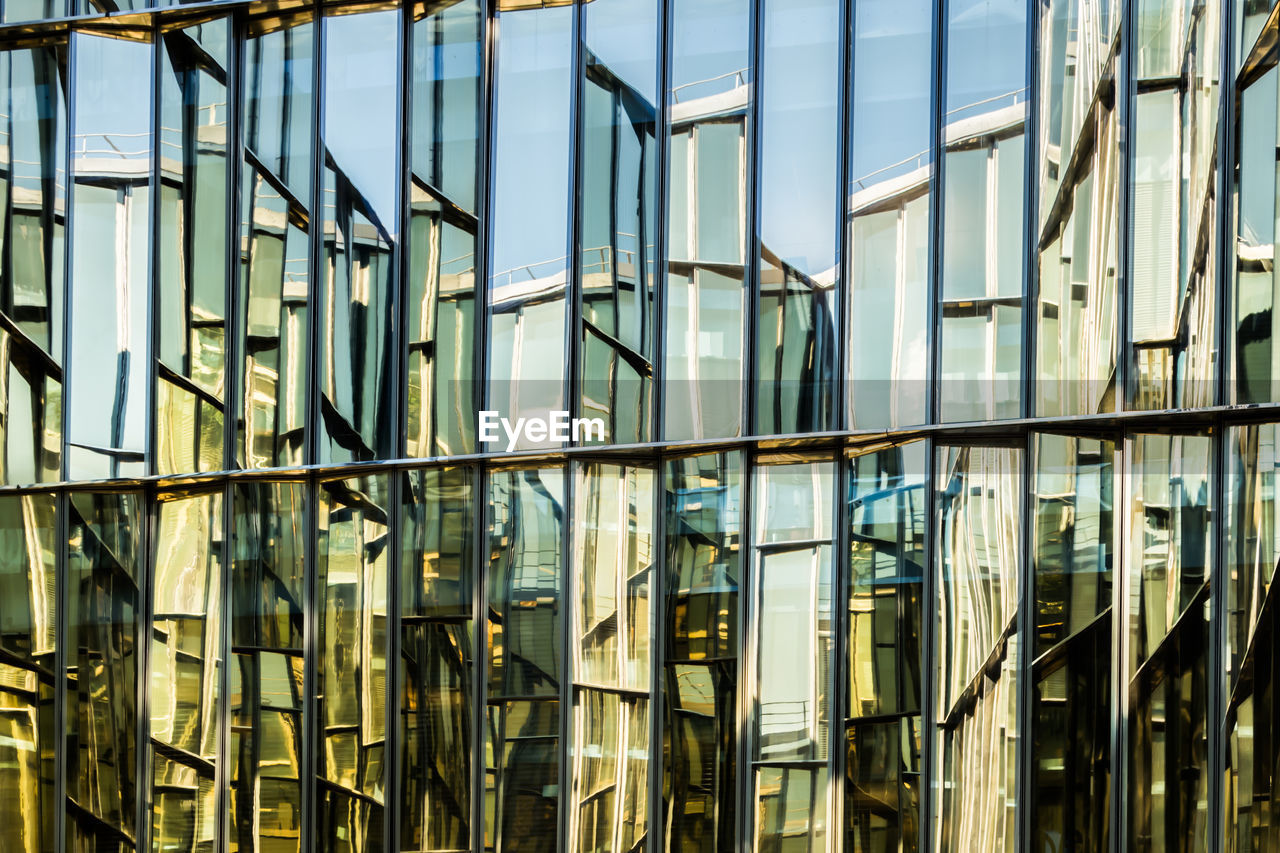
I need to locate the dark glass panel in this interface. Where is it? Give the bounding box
[846,0,932,429]
[157,20,230,475]
[318,9,399,464]
[663,0,750,440]
[663,452,741,852]
[487,4,572,449]
[845,443,925,853]
[755,0,838,434]
[569,463,654,850]
[66,491,142,852]
[1124,435,1212,853]
[68,32,152,479]
[0,45,65,484]
[1035,0,1120,416]
[149,489,223,851]
[0,494,57,853]
[316,475,390,852]
[236,13,314,469]
[934,445,1021,851]
[400,467,474,852]
[578,0,657,445]
[405,0,481,458]
[1030,433,1114,852]
[230,481,306,853]
[485,466,564,852]
[939,0,1026,422]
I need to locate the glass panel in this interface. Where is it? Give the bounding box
[237,14,314,469]
[1035,0,1120,416]
[149,489,223,851]
[939,0,1027,423]
[2,0,60,23]
[0,494,57,853]
[405,0,482,458]
[577,0,657,445]
[1231,52,1278,403]
[845,443,925,852]
[663,0,750,440]
[230,481,306,853]
[569,463,654,850]
[0,46,65,485]
[1225,424,1280,851]
[68,32,152,479]
[66,491,143,851]
[755,0,838,434]
[1125,433,1211,853]
[318,9,399,463]
[847,0,933,429]
[487,4,572,449]
[157,20,230,475]
[934,445,1020,852]
[1030,433,1114,851]
[400,467,475,852]
[316,475,390,852]
[485,467,564,851]
[754,766,828,853]
[663,452,741,852]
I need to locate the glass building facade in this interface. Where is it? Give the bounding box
[0,0,1276,851]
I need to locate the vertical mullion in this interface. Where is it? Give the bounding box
[566,0,585,440]
[1023,0,1041,421]
[306,0,324,470]
[558,461,577,849]
[53,489,67,853]
[1109,431,1128,853]
[830,450,849,852]
[470,464,488,853]
[1016,428,1036,852]
[59,33,74,487]
[145,25,159,480]
[744,0,762,438]
[476,0,494,439]
[919,437,937,853]
[653,0,670,445]
[384,468,403,853]
[737,450,754,849]
[1208,415,1227,853]
[647,452,664,853]
[300,476,318,853]
[225,11,244,477]
[1117,0,1134,417]
[833,0,852,435]
[927,0,946,429]
[217,484,233,853]
[136,486,155,853]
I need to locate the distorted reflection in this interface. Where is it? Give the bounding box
[664,0,749,440]
[1036,0,1120,416]
[1224,424,1280,852]
[847,0,932,429]
[319,9,398,463]
[150,488,223,851]
[1125,433,1210,853]
[405,0,481,458]
[752,458,833,851]
[1129,1,1218,409]
[230,481,306,852]
[845,443,925,853]
[237,14,313,468]
[569,463,654,850]
[486,467,564,851]
[663,452,741,852]
[488,5,571,449]
[935,445,1021,851]
[68,31,152,480]
[400,467,475,852]
[1030,433,1114,851]
[0,494,56,853]
[756,0,838,434]
[0,45,65,485]
[316,475,390,852]
[578,0,657,445]
[939,0,1026,423]
[157,19,229,474]
[66,491,142,852]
